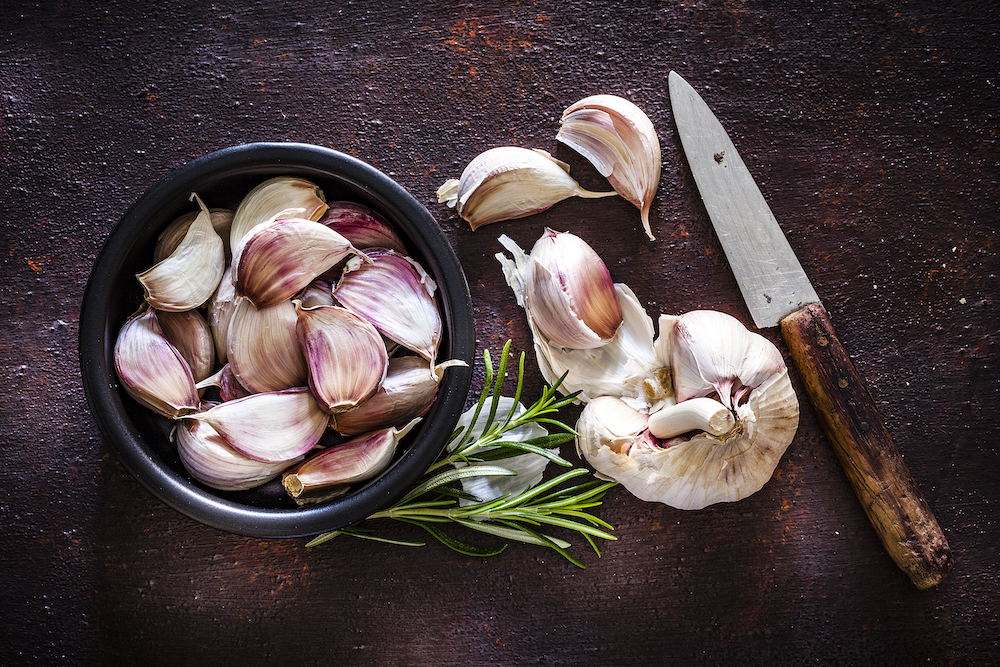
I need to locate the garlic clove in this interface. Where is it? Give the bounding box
[229,176,328,258]
[177,419,303,491]
[294,301,389,414]
[156,308,215,384]
[185,387,330,463]
[196,363,253,402]
[282,418,420,503]
[497,235,671,411]
[331,356,466,435]
[226,297,307,394]
[137,193,226,312]
[297,280,335,308]
[524,228,623,349]
[334,250,442,365]
[436,146,617,230]
[234,216,367,309]
[318,201,407,254]
[114,307,200,419]
[646,396,736,440]
[557,95,661,240]
[154,208,235,263]
[207,266,238,364]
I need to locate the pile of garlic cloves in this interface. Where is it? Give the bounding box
[497,230,799,510]
[114,177,464,502]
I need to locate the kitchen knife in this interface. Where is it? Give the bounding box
[668,70,952,589]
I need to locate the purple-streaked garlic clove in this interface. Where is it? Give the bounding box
[234,216,367,309]
[156,308,215,384]
[331,356,466,435]
[137,193,226,312]
[282,418,420,503]
[177,419,303,491]
[229,176,328,258]
[185,387,329,463]
[334,249,442,365]
[114,306,199,419]
[318,201,407,253]
[207,266,238,364]
[294,301,388,415]
[227,297,307,393]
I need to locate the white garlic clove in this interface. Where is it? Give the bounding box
[207,265,238,364]
[294,302,388,414]
[497,235,671,411]
[331,356,466,435]
[156,308,215,384]
[297,280,335,308]
[646,396,736,440]
[154,207,234,263]
[185,387,329,463]
[114,307,199,419]
[334,250,442,366]
[137,193,226,312]
[177,419,303,491]
[557,95,661,240]
[436,146,617,230]
[229,176,328,258]
[234,216,367,309]
[282,418,420,503]
[226,297,307,394]
[318,201,407,254]
[524,228,623,350]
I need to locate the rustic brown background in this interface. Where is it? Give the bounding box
[2,0,997,665]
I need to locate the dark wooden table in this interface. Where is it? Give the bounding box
[2,1,997,664]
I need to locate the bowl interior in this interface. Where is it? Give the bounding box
[80,143,475,538]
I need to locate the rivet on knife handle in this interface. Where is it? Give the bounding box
[781,303,953,589]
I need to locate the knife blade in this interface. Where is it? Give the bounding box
[668,70,952,589]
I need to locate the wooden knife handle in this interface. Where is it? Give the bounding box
[780,303,952,589]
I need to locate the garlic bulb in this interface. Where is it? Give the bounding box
[557,95,661,240]
[178,419,302,491]
[226,297,307,393]
[575,311,799,510]
[136,193,226,312]
[437,146,617,230]
[114,306,199,419]
[334,250,442,366]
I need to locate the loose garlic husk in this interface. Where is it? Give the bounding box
[437,146,617,230]
[137,193,226,312]
[114,306,200,419]
[557,95,661,240]
[226,297,307,393]
[185,387,329,463]
[334,250,443,366]
[282,419,420,504]
[177,419,303,491]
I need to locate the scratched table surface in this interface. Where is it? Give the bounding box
[2,1,998,665]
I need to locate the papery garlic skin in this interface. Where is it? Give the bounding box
[334,250,442,366]
[523,228,622,349]
[557,95,661,240]
[137,194,225,312]
[294,302,388,414]
[178,419,302,491]
[186,387,329,463]
[437,147,617,230]
[226,297,307,394]
[114,307,199,419]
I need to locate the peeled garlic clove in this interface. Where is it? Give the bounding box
[235,216,366,309]
[294,301,388,414]
[646,396,735,440]
[227,297,307,393]
[331,356,465,435]
[334,250,442,365]
[557,95,661,240]
[523,228,622,349]
[137,193,225,312]
[318,201,407,253]
[436,146,617,230]
[154,208,234,263]
[207,266,238,364]
[497,235,671,411]
[282,419,419,502]
[186,387,329,463]
[157,308,215,383]
[229,176,329,256]
[178,419,303,491]
[114,307,199,419]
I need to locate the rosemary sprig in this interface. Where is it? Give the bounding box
[305,340,617,567]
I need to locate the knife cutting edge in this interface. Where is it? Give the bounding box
[668,70,952,589]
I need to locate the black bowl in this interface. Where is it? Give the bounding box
[79,143,475,538]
